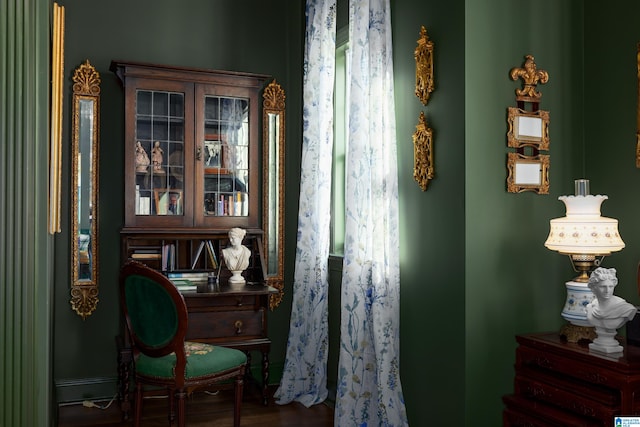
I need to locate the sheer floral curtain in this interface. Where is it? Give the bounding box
[274,0,336,407]
[335,0,408,425]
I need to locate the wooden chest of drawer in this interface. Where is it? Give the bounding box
[503,333,640,426]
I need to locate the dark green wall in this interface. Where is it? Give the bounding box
[465,1,585,425]
[584,3,640,303]
[391,2,466,425]
[54,0,303,399]
[53,1,640,426]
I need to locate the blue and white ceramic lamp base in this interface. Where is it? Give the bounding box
[561,281,595,327]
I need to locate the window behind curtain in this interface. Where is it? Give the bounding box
[330,38,348,256]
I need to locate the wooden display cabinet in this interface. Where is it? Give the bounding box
[111,61,275,416]
[111,60,268,230]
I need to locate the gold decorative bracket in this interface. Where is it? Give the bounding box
[72,59,101,96]
[414,26,434,105]
[509,55,549,104]
[413,111,434,191]
[71,285,99,320]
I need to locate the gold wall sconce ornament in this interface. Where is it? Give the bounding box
[414,26,434,106]
[412,111,434,191]
[509,54,549,104]
[70,60,101,320]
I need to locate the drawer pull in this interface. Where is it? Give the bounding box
[234,320,243,334]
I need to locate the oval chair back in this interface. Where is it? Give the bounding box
[119,260,246,427]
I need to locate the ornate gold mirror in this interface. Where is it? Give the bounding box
[262,80,285,309]
[507,107,550,150]
[71,60,100,319]
[506,152,549,194]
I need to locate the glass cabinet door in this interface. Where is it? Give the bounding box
[123,78,194,228]
[134,89,186,216]
[195,84,260,229]
[201,95,249,217]
[114,61,263,231]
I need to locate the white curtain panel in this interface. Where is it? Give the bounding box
[335,0,408,425]
[274,0,336,407]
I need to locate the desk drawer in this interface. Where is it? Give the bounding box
[185,294,259,309]
[187,308,265,341]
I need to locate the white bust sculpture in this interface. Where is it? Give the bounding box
[586,267,637,354]
[222,227,251,284]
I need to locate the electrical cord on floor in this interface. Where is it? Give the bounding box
[82,393,118,410]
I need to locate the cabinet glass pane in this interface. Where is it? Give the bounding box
[135,89,185,217]
[202,95,249,217]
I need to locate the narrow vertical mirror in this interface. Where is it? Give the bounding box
[262,80,285,309]
[71,60,101,319]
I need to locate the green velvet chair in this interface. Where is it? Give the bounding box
[119,260,247,427]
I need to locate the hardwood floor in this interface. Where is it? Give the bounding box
[57,386,334,427]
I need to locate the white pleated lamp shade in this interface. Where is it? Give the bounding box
[544,195,624,255]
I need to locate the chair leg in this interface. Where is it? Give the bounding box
[168,388,175,425]
[234,375,244,427]
[134,383,143,427]
[175,389,187,427]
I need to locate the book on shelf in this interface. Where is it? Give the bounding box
[167,271,210,280]
[131,252,162,260]
[169,279,198,291]
[191,240,206,269]
[205,240,218,269]
[162,243,176,271]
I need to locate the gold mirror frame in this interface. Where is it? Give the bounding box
[71,60,101,319]
[507,107,550,150]
[262,80,286,309]
[506,152,549,194]
[414,26,434,106]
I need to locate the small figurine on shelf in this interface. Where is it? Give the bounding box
[222,227,251,284]
[135,141,150,172]
[151,141,165,174]
[586,267,637,354]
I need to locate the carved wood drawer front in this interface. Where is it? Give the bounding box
[517,346,617,388]
[503,395,603,427]
[514,374,616,420]
[186,309,264,341]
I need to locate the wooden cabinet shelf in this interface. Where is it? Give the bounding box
[120,228,267,282]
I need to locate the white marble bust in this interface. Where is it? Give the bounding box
[222,227,251,284]
[586,267,637,353]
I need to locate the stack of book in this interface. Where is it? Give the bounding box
[166,271,210,292]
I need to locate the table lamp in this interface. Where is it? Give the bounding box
[544,179,625,342]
